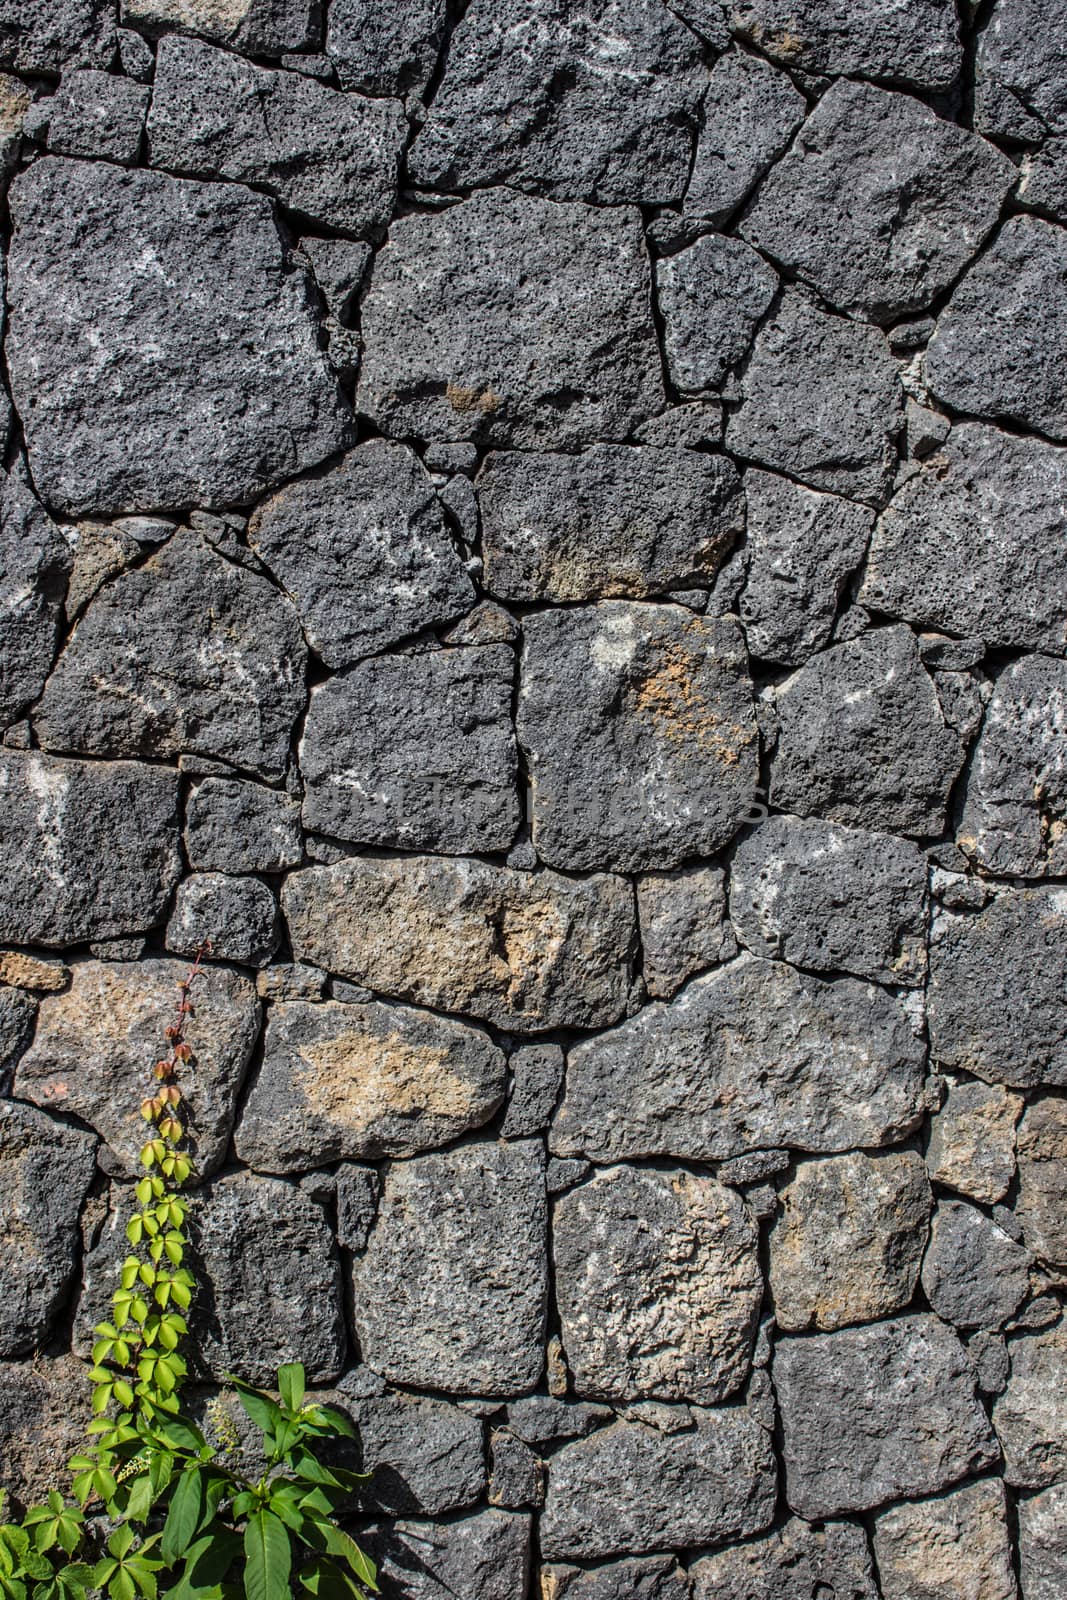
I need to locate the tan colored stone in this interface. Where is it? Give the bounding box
[0,951,68,992]
[635,865,734,999]
[926,1075,1023,1204]
[1017,1096,1067,1267]
[872,1479,1018,1600]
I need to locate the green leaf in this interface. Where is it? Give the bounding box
[154,1417,206,1456]
[308,1407,356,1442]
[242,1512,291,1600]
[110,1568,136,1600]
[161,1467,204,1564]
[298,1559,367,1600]
[276,1365,305,1415]
[228,1383,283,1444]
[312,1529,377,1594]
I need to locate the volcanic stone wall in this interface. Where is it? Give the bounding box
[1,0,1066,1595]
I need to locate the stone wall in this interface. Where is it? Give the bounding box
[0,0,1065,1595]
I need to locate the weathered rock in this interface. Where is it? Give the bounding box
[770,626,965,836]
[775,1315,999,1517]
[690,1517,879,1600]
[769,1151,931,1332]
[540,1404,776,1560]
[234,998,506,1170]
[60,520,142,622]
[975,0,1067,139]
[337,1388,485,1516]
[872,1478,1018,1600]
[167,873,279,968]
[352,1142,547,1396]
[927,218,1067,443]
[300,646,519,854]
[121,0,319,54]
[185,779,302,875]
[248,443,474,669]
[0,472,70,727]
[326,0,446,95]
[636,865,734,999]
[730,0,962,89]
[554,1166,761,1403]
[357,188,663,448]
[743,80,1012,322]
[684,49,804,224]
[726,291,902,504]
[928,889,1067,1089]
[1016,1097,1067,1268]
[1019,139,1067,222]
[16,959,259,1177]
[922,1200,1032,1330]
[731,814,927,985]
[656,234,778,393]
[488,1430,543,1508]
[479,446,743,603]
[7,158,349,516]
[359,1511,531,1600]
[0,752,181,947]
[0,1101,96,1356]
[0,0,114,71]
[552,955,925,1162]
[38,69,148,164]
[861,425,1067,655]
[518,605,758,872]
[994,1322,1067,1488]
[148,38,405,236]
[1020,1480,1067,1600]
[543,1556,690,1600]
[0,987,36,1091]
[505,1397,610,1448]
[501,1044,564,1138]
[283,854,635,1032]
[408,0,705,205]
[36,532,306,781]
[0,1356,93,1508]
[740,470,873,666]
[926,1077,1022,1205]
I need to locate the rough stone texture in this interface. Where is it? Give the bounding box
[0,752,181,947]
[0,1356,93,1508]
[352,1142,546,1395]
[37,69,148,164]
[770,626,965,836]
[543,1556,689,1600]
[283,854,635,1032]
[326,0,447,95]
[0,1101,95,1357]
[0,471,71,727]
[357,188,663,449]
[1016,1097,1067,1267]
[726,291,902,504]
[7,159,350,516]
[862,424,1067,655]
[730,0,962,89]
[1019,1481,1067,1600]
[0,0,114,71]
[684,49,804,224]
[775,1315,999,1517]
[872,1478,1018,1600]
[975,0,1067,140]
[166,872,279,967]
[248,442,475,669]
[340,1389,485,1516]
[185,778,303,874]
[994,1322,1067,1488]
[743,80,1012,323]
[478,446,743,603]
[0,987,35,1091]
[501,1044,564,1139]
[636,865,734,999]
[928,889,1067,1089]
[554,1166,760,1403]
[769,1151,931,1332]
[234,998,506,1170]
[690,1518,879,1600]
[300,646,519,853]
[922,1200,1032,1330]
[148,38,405,235]
[519,605,758,872]
[408,0,706,205]
[121,0,319,55]
[926,1077,1023,1205]
[731,814,927,985]
[656,234,778,393]
[540,1405,776,1560]
[359,1511,531,1600]
[553,955,925,1162]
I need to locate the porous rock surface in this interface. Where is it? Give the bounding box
[1,5,1064,1591]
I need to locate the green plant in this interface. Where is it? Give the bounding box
[0,951,378,1600]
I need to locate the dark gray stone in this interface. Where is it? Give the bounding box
[41,69,148,164]
[633,402,723,450]
[0,751,181,947]
[147,38,405,235]
[358,1511,531,1600]
[928,889,1067,1089]
[742,79,1012,322]
[247,442,475,670]
[301,236,370,325]
[357,188,663,449]
[1016,1097,1067,1269]
[0,1100,96,1357]
[775,1315,999,1517]
[505,1396,611,1447]
[554,1165,761,1403]
[488,1430,543,1508]
[730,814,928,985]
[300,646,519,854]
[0,472,70,726]
[726,291,902,504]
[770,626,966,836]
[336,1388,485,1516]
[36,532,307,782]
[501,1044,564,1139]
[116,26,152,80]
[926,1077,1022,1206]
[7,158,349,517]
[690,1518,879,1600]
[975,0,1067,140]
[334,1163,379,1251]
[1020,1480,1067,1600]
[730,0,962,89]
[0,1356,92,1509]
[61,520,142,622]
[479,446,743,602]
[636,865,734,1000]
[351,1141,547,1396]
[540,1404,776,1560]
[552,954,926,1162]
[234,998,506,1170]
[543,1556,689,1599]
[684,49,804,224]
[0,986,35,1092]
[0,0,114,71]
[185,778,303,875]
[121,0,320,55]
[740,470,874,666]
[994,1321,1067,1488]
[922,1199,1032,1330]
[862,424,1067,655]
[16,957,260,1177]
[656,234,778,393]
[1020,140,1067,222]
[166,873,279,968]
[326,0,446,96]
[518,605,758,872]
[927,217,1067,443]
[408,0,705,205]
